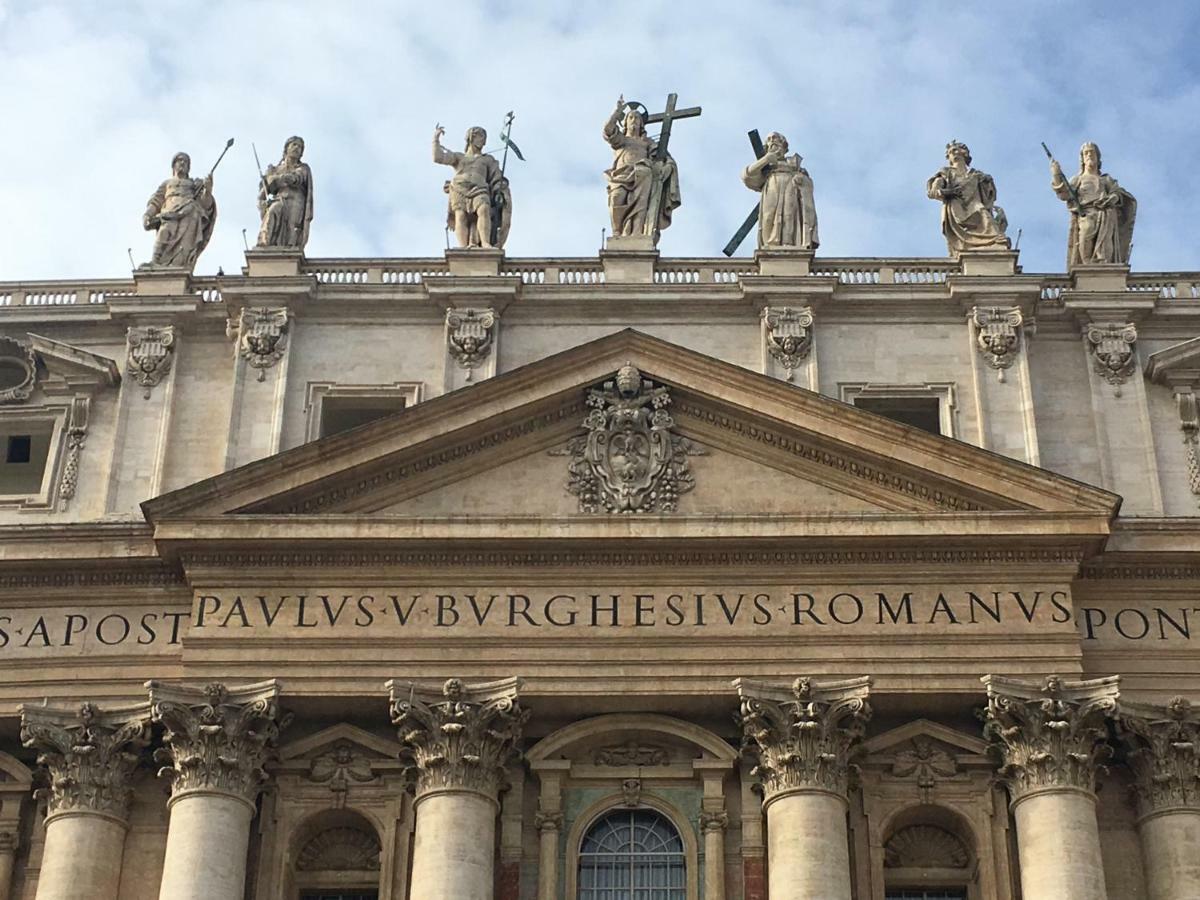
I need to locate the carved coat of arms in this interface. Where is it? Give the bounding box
[237,308,289,380]
[560,365,702,513]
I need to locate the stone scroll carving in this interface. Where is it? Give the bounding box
[148,680,285,804]
[126,325,176,398]
[20,701,150,821]
[558,364,703,514]
[445,308,496,381]
[1087,323,1138,390]
[387,677,528,801]
[762,306,814,381]
[735,676,872,802]
[1119,696,1200,817]
[0,336,37,403]
[231,307,289,381]
[980,674,1119,801]
[971,306,1025,382]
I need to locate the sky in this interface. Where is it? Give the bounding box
[0,0,1197,280]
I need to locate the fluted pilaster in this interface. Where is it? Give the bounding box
[735,676,871,900]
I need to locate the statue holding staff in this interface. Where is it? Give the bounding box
[256,135,313,251]
[142,151,219,270]
[433,124,509,249]
[926,140,1009,255]
[1048,141,1136,267]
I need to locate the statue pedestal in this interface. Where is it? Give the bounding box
[601,235,658,284]
[755,249,814,277]
[134,266,191,297]
[1071,263,1130,293]
[245,248,304,278]
[446,248,503,277]
[959,249,1019,277]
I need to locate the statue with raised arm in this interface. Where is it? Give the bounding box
[433,125,508,249]
[603,95,680,242]
[256,135,313,251]
[1050,142,1136,267]
[142,152,216,270]
[926,141,1009,255]
[740,132,818,250]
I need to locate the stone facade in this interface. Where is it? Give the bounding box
[0,248,1198,899]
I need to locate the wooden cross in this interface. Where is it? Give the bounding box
[723,129,768,257]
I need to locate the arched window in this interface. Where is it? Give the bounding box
[578,809,686,899]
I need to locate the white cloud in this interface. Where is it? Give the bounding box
[0,0,1196,278]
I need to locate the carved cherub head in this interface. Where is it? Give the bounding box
[945,140,971,167]
[1080,142,1101,173]
[171,152,191,178]
[442,678,464,700]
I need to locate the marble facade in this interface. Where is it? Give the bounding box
[0,247,1198,899]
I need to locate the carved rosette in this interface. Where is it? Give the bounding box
[762,306,814,381]
[735,676,872,805]
[1119,696,1200,818]
[0,336,37,403]
[1086,323,1138,388]
[445,308,496,382]
[980,674,1119,802]
[126,325,176,398]
[387,677,528,803]
[234,307,289,381]
[20,701,151,822]
[971,306,1024,381]
[148,680,285,805]
[560,364,703,513]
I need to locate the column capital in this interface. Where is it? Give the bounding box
[387,676,529,803]
[700,810,729,833]
[1119,695,1200,818]
[734,676,872,805]
[535,810,564,833]
[19,700,150,823]
[981,674,1119,802]
[147,680,285,806]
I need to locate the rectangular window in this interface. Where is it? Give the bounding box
[853,396,943,435]
[298,892,379,900]
[0,423,52,495]
[318,395,407,438]
[6,435,31,463]
[885,890,967,900]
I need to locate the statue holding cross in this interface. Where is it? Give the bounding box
[602,92,700,246]
[725,130,818,256]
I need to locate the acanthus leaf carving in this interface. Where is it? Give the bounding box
[19,700,150,821]
[971,306,1025,381]
[762,306,814,381]
[980,674,1119,801]
[1086,322,1138,393]
[557,364,704,514]
[388,677,528,802]
[233,307,289,381]
[148,680,286,804]
[1119,696,1200,817]
[593,741,670,767]
[735,676,872,803]
[446,308,495,382]
[126,325,176,398]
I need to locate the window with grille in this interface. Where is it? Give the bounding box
[885,890,967,900]
[578,809,686,899]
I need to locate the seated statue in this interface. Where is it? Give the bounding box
[926,141,1009,255]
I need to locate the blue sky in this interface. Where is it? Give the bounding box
[0,0,1197,278]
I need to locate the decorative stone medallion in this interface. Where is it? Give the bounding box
[762,306,814,381]
[126,325,176,398]
[446,308,496,381]
[561,364,702,514]
[971,306,1024,381]
[235,307,289,381]
[1086,322,1138,390]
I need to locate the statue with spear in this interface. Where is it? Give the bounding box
[142,138,233,271]
[432,113,523,250]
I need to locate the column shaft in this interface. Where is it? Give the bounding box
[1139,810,1200,900]
[766,791,850,900]
[0,844,12,900]
[409,792,497,900]
[703,819,726,900]
[1012,789,1106,900]
[536,819,560,900]
[34,814,126,900]
[157,793,254,900]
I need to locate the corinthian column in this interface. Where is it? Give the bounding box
[388,677,528,900]
[148,681,283,900]
[20,701,150,900]
[981,674,1119,900]
[1119,696,1200,900]
[734,676,871,900]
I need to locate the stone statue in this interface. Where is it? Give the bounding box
[256,136,313,251]
[142,152,216,270]
[740,132,818,250]
[432,125,510,250]
[603,95,681,242]
[926,141,1009,255]
[1050,142,1136,267]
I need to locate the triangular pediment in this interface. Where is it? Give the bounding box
[144,330,1118,553]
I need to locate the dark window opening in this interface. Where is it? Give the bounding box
[886,891,968,900]
[6,435,31,464]
[854,396,942,435]
[299,893,379,900]
[319,396,407,438]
